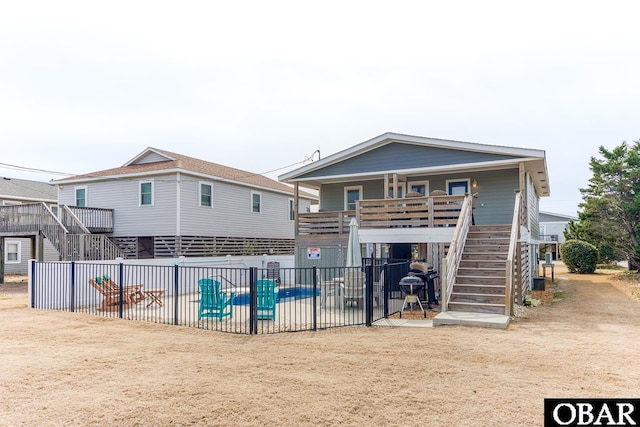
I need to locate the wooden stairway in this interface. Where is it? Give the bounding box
[448,224,511,314]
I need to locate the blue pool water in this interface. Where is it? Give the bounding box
[232,287,320,305]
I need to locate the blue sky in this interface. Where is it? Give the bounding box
[1,1,639,216]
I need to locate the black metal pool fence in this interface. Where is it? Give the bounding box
[29,260,412,334]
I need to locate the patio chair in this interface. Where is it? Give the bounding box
[266,261,281,285]
[256,279,278,321]
[341,269,366,310]
[89,276,130,311]
[317,269,339,308]
[101,275,145,305]
[198,278,235,321]
[373,270,384,307]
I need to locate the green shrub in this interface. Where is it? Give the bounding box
[560,240,599,274]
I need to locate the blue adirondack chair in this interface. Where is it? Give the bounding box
[256,279,278,321]
[198,278,235,321]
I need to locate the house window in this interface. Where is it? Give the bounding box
[140,181,153,206]
[288,199,295,221]
[344,186,362,211]
[251,192,261,213]
[446,179,470,195]
[5,241,20,263]
[408,181,429,196]
[387,183,406,199]
[75,187,87,207]
[200,183,212,207]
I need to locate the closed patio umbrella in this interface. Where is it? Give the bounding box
[346,218,362,267]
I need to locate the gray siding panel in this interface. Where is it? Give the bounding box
[319,169,520,225]
[302,143,519,179]
[527,174,540,240]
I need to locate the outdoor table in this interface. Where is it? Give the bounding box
[320,277,343,309]
[143,289,166,307]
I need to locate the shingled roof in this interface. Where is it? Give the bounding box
[52,148,317,199]
[0,177,57,202]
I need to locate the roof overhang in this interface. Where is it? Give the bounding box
[279,132,550,197]
[51,168,318,200]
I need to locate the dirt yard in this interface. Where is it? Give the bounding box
[1,265,639,427]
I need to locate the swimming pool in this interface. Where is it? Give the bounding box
[232,287,320,305]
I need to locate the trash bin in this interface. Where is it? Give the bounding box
[532,277,545,291]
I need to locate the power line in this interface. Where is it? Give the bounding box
[0,162,74,177]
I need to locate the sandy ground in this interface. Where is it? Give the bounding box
[1,265,639,427]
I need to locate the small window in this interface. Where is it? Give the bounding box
[288,199,295,221]
[200,183,212,207]
[387,183,406,199]
[408,181,428,196]
[251,192,261,213]
[5,241,20,263]
[75,187,87,207]
[344,186,362,211]
[447,179,470,195]
[140,181,153,206]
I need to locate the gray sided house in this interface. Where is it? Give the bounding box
[279,132,550,318]
[0,177,59,275]
[49,148,316,259]
[539,211,577,260]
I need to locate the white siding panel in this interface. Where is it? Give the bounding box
[57,173,306,240]
[59,174,178,236]
[179,178,296,239]
[4,238,58,274]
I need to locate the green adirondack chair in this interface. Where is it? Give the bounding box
[256,279,278,321]
[198,278,235,321]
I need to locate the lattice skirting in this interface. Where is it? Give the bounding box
[113,236,294,259]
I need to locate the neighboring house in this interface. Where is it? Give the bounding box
[47,148,317,259]
[539,211,577,260]
[279,132,550,320]
[0,177,59,274]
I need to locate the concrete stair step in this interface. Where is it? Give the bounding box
[448,301,506,314]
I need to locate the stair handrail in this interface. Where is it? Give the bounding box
[505,192,523,316]
[37,203,71,259]
[60,205,91,234]
[440,193,474,312]
[66,234,126,260]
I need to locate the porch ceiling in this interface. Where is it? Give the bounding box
[358,228,455,244]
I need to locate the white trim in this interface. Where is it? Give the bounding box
[407,180,429,196]
[445,179,471,195]
[288,158,532,185]
[139,180,154,206]
[387,182,406,198]
[344,185,363,211]
[176,173,181,236]
[74,186,88,207]
[279,132,546,181]
[251,191,262,213]
[199,180,213,208]
[288,198,294,222]
[124,147,177,167]
[5,240,21,264]
[51,168,317,201]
